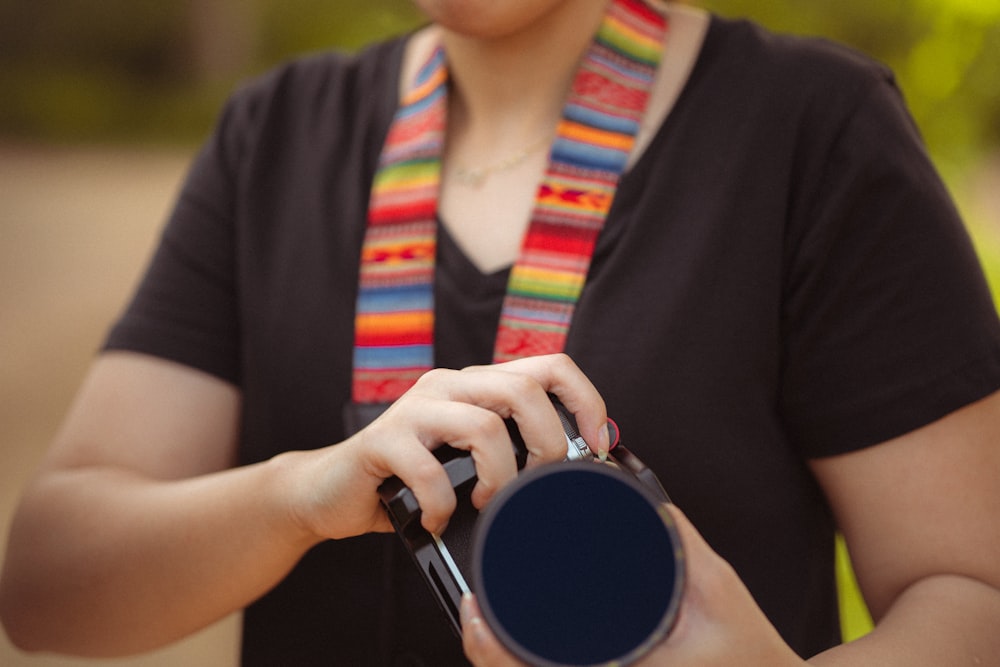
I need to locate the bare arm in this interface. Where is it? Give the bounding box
[0,351,606,658]
[807,389,1000,665]
[0,352,322,656]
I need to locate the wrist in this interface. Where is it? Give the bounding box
[266,435,385,544]
[264,449,333,550]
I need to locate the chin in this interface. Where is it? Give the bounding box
[411,0,571,40]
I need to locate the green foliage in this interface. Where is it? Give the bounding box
[255,0,423,61]
[0,1,188,78]
[835,534,874,641]
[0,0,423,143]
[1,0,996,159]
[699,0,1000,173]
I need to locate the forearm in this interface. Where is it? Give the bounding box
[809,574,1000,665]
[0,453,322,657]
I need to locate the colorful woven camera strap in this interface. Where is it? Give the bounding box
[352,0,667,404]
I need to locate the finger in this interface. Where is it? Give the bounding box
[461,593,527,667]
[361,408,457,535]
[664,502,728,571]
[662,502,742,619]
[420,401,519,509]
[373,439,456,535]
[371,390,526,522]
[417,366,569,468]
[663,503,707,555]
[654,505,800,665]
[477,353,610,458]
[650,504,713,652]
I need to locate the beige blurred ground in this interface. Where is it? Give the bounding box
[0,143,239,666]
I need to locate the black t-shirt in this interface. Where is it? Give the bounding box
[105,14,1000,666]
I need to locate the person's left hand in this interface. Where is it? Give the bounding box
[461,503,806,667]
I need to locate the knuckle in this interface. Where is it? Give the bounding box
[500,373,547,410]
[407,455,446,488]
[413,367,457,391]
[466,409,507,441]
[473,476,499,501]
[551,351,572,364]
[546,352,575,371]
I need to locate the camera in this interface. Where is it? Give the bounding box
[377,399,684,667]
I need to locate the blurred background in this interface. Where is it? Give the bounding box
[1,0,997,665]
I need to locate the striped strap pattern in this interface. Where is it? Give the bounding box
[353,49,447,402]
[353,0,667,403]
[494,0,666,361]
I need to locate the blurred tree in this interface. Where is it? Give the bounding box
[0,1,186,79]
[0,0,995,158]
[254,0,422,62]
[186,0,260,84]
[0,0,422,141]
[699,0,1000,172]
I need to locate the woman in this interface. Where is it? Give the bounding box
[3,0,1000,665]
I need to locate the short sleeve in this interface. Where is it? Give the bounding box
[102,92,252,385]
[779,76,1000,458]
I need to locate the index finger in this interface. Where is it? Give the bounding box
[470,354,611,458]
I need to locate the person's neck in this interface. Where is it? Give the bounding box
[438,0,610,149]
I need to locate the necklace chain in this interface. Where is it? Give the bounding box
[452,135,552,188]
[353,0,666,402]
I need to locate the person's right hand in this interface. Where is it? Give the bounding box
[282,353,609,541]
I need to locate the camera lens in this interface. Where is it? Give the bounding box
[472,462,684,667]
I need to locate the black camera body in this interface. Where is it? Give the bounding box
[377,400,683,667]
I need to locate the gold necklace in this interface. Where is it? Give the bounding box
[452,135,552,188]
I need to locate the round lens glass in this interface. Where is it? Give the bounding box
[473,463,683,667]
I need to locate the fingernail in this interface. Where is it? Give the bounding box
[597,424,610,462]
[460,592,476,626]
[461,592,490,647]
